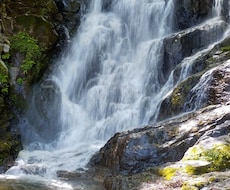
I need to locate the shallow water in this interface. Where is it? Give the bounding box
[0,175,105,190]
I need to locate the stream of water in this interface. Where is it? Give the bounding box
[0,0,229,189]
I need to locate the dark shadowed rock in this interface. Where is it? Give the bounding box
[174,0,212,30]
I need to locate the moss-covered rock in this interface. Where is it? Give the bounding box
[183,144,230,174]
[0,60,9,94]
[14,15,58,50]
[157,74,200,121]
[157,167,177,180]
[0,0,68,170]
[10,32,46,85]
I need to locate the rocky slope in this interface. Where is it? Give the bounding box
[89,53,230,189]
[0,1,230,190]
[86,1,230,189]
[0,0,81,171]
[57,1,230,187]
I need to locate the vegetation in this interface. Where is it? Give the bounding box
[0,142,10,164]
[16,77,24,85]
[0,61,9,94]
[1,53,10,60]
[221,45,230,52]
[183,144,230,175]
[203,144,230,171]
[157,167,177,180]
[10,32,44,75]
[171,75,199,107]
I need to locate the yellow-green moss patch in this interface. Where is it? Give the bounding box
[157,167,178,180]
[182,144,230,175]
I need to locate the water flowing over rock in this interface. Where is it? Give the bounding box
[90,59,230,170]
[1,0,230,189]
[0,0,82,173]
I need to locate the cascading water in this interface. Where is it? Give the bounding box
[1,0,229,189]
[8,0,176,177]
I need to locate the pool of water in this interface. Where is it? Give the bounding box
[0,175,105,190]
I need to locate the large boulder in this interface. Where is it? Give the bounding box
[161,19,227,82]
[89,59,230,189]
[157,39,230,121]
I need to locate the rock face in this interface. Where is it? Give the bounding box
[174,0,229,30]
[160,19,227,86]
[91,94,230,174]
[0,0,81,170]
[88,1,230,186]
[90,55,230,189]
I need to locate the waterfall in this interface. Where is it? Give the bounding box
[213,0,223,17]
[5,0,229,183]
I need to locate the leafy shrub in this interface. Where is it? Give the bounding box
[10,32,43,75]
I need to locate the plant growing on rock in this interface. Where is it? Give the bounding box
[183,144,230,175]
[221,45,230,52]
[0,61,9,94]
[10,32,44,76]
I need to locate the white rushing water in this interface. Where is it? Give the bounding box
[7,0,176,178]
[4,0,229,186]
[213,0,223,17]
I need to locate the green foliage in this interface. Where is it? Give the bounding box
[10,32,43,75]
[0,62,9,94]
[1,53,10,60]
[221,45,230,52]
[203,145,230,171]
[183,144,230,175]
[16,77,24,85]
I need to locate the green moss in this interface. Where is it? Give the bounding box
[15,15,58,49]
[184,164,211,175]
[203,144,230,171]
[0,142,11,164]
[0,61,9,94]
[221,45,230,52]
[0,139,22,165]
[182,179,210,190]
[182,183,198,190]
[183,145,204,161]
[16,77,24,85]
[183,144,230,175]
[170,75,200,108]
[206,57,216,66]
[171,87,182,106]
[157,167,177,180]
[9,31,47,86]
[1,53,10,60]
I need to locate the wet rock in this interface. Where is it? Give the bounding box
[54,0,81,36]
[57,168,106,190]
[162,20,227,80]
[23,79,62,144]
[174,0,212,30]
[0,0,73,170]
[90,98,230,174]
[174,0,230,30]
[14,15,58,50]
[157,51,230,121]
[156,74,200,121]
[90,102,230,189]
